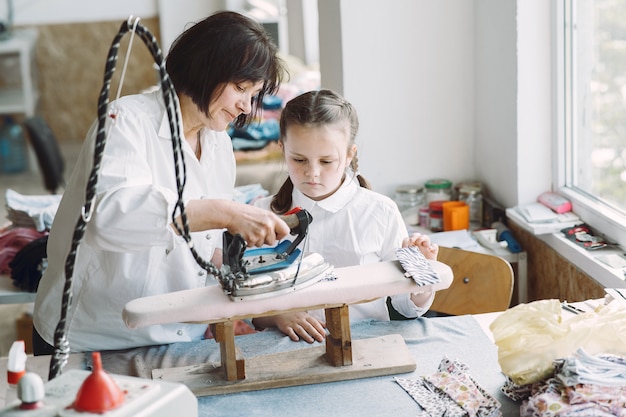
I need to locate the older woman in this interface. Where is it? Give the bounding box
[33,11,290,353]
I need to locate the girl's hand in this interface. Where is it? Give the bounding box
[402,232,438,260]
[253,312,326,343]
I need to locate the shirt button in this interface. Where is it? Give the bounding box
[205,234,212,240]
[198,270,206,276]
[177,330,183,336]
[165,249,170,255]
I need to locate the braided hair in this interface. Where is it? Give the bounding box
[271,89,371,214]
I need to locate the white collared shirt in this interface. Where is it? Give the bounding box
[34,90,236,351]
[254,173,432,321]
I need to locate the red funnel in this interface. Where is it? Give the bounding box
[73,352,125,413]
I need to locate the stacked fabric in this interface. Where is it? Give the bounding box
[491,299,626,416]
[2,188,61,291]
[5,188,61,232]
[502,349,626,416]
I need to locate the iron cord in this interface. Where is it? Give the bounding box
[49,18,234,380]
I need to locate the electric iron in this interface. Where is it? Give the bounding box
[218,207,334,301]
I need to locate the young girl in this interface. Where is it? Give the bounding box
[252,89,452,343]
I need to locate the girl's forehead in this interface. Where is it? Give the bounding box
[285,123,350,142]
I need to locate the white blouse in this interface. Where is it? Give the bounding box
[34,90,236,351]
[254,173,433,322]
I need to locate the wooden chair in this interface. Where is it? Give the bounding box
[430,246,514,315]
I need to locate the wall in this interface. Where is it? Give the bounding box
[5,1,161,143]
[33,19,161,143]
[319,0,553,208]
[4,0,157,26]
[319,0,477,200]
[7,0,553,209]
[157,0,224,55]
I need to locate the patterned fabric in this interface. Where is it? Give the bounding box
[395,246,441,286]
[395,357,502,417]
[396,376,466,417]
[501,349,626,416]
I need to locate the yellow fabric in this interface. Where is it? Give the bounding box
[489,299,626,385]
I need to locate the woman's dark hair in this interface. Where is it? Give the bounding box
[271,89,371,214]
[166,11,286,128]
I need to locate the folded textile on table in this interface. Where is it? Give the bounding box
[5,188,62,231]
[233,183,269,204]
[396,357,502,417]
[490,298,626,386]
[500,349,626,417]
[9,235,48,292]
[0,225,47,274]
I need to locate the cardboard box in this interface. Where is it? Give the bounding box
[15,312,33,354]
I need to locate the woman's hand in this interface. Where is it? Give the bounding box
[253,312,326,343]
[402,232,438,260]
[181,199,291,247]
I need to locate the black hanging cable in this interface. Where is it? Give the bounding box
[49,17,233,379]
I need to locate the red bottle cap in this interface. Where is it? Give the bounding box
[7,369,26,385]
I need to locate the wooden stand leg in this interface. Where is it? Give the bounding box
[324,305,352,366]
[214,321,245,381]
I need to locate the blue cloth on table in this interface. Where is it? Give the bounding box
[97,315,519,417]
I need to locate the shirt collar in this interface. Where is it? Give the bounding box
[156,91,185,140]
[293,171,360,214]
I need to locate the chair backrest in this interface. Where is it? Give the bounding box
[430,246,514,315]
[23,116,65,194]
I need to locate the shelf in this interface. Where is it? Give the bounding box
[0,275,36,304]
[0,87,39,115]
[0,28,39,117]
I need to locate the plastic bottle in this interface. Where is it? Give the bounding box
[6,340,27,407]
[0,116,28,174]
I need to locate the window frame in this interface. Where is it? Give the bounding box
[555,0,626,250]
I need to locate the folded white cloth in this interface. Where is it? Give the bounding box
[5,188,62,232]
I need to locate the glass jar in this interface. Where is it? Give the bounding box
[424,179,452,204]
[458,183,483,229]
[419,206,430,229]
[428,200,445,232]
[395,184,424,226]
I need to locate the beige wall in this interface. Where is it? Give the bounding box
[28,17,161,143]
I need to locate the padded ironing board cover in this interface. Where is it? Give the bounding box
[123,259,452,329]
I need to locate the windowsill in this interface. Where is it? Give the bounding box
[538,233,626,289]
[507,213,626,290]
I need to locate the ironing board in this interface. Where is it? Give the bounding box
[123,260,452,396]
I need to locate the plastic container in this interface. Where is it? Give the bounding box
[424,179,452,204]
[6,340,27,407]
[0,116,28,174]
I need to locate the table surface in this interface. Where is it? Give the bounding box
[0,314,520,416]
[0,275,36,304]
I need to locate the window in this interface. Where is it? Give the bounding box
[558,0,626,249]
